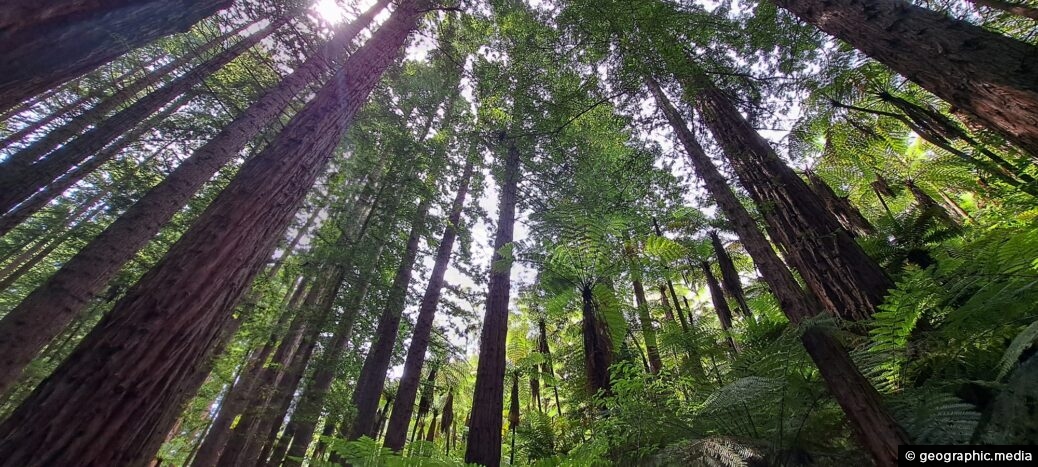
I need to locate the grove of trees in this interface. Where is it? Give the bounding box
[1,0,1037,466]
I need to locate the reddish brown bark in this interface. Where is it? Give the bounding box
[648,77,908,465]
[383,159,475,452]
[772,0,1038,159]
[0,0,232,112]
[693,82,892,321]
[0,20,285,216]
[967,0,1038,21]
[0,22,248,163]
[804,170,876,237]
[581,284,614,395]
[465,134,522,467]
[0,3,388,395]
[347,196,433,440]
[0,3,427,464]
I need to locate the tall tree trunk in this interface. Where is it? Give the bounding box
[0,2,390,396]
[709,231,753,319]
[967,0,1038,21]
[278,241,387,466]
[0,19,286,216]
[508,373,520,465]
[0,21,250,163]
[632,279,663,374]
[465,133,522,467]
[692,80,892,321]
[0,91,196,237]
[0,3,428,464]
[701,261,739,355]
[251,330,320,467]
[772,0,1038,159]
[0,0,233,112]
[383,159,475,452]
[657,284,676,323]
[648,76,908,465]
[804,170,876,237]
[580,284,613,396]
[346,196,433,440]
[0,203,104,291]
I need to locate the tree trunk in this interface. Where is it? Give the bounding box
[0,203,104,292]
[967,0,1038,21]
[250,330,320,467]
[0,19,286,216]
[657,284,676,323]
[537,319,563,417]
[632,279,663,374]
[0,0,233,112]
[693,80,892,321]
[346,196,433,440]
[580,284,613,396]
[804,170,876,237]
[0,21,249,164]
[772,0,1038,160]
[709,232,753,319]
[648,76,908,466]
[0,3,427,464]
[383,159,475,452]
[701,261,739,355]
[0,91,196,237]
[0,2,390,397]
[465,133,522,467]
[278,242,387,466]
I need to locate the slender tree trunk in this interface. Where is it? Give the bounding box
[632,279,663,374]
[0,203,104,291]
[508,373,520,465]
[906,180,962,228]
[692,80,892,321]
[657,284,676,323]
[0,2,392,397]
[648,76,908,465]
[0,21,249,162]
[0,19,286,216]
[0,92,196,237]
[278,242,387,466]
[383,159,475,452]
[709,232,753,319]
[701,261,739,355]
[465,133,522,467]
[0,0,233,112]
[251,331,320,467]
[537,319,563,417]
[0,4,427,464]
[347,196,433,440]
[772,0,1038,159]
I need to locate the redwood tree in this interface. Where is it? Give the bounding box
[0,0,233,112]
[0,1,390,395]
[772,0,1038,159]
[383,158,475,451]
[465,135,522,467]
[0,2,430,464]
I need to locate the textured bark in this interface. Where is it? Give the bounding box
[632,279,663,374]
[278,242,386,466]
[0,4,389,395]
[804,171,875,237]
[694,82,892,321]
[0,21,248,165]
[383,159,475,452]
[347,196,433,440]
[251,331,319,467]
[189,282,308,467]
[581,285,613,396]
[772,0,1038,159]
[0,3,426,464]
[701,261,739,355]
[648,77,908,465]
[465,135,522,467]
[0,0,232,112]
[0,92,195,237]
[0,20,284,216]
[967,0,1038,21]
[710,232,753,319]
